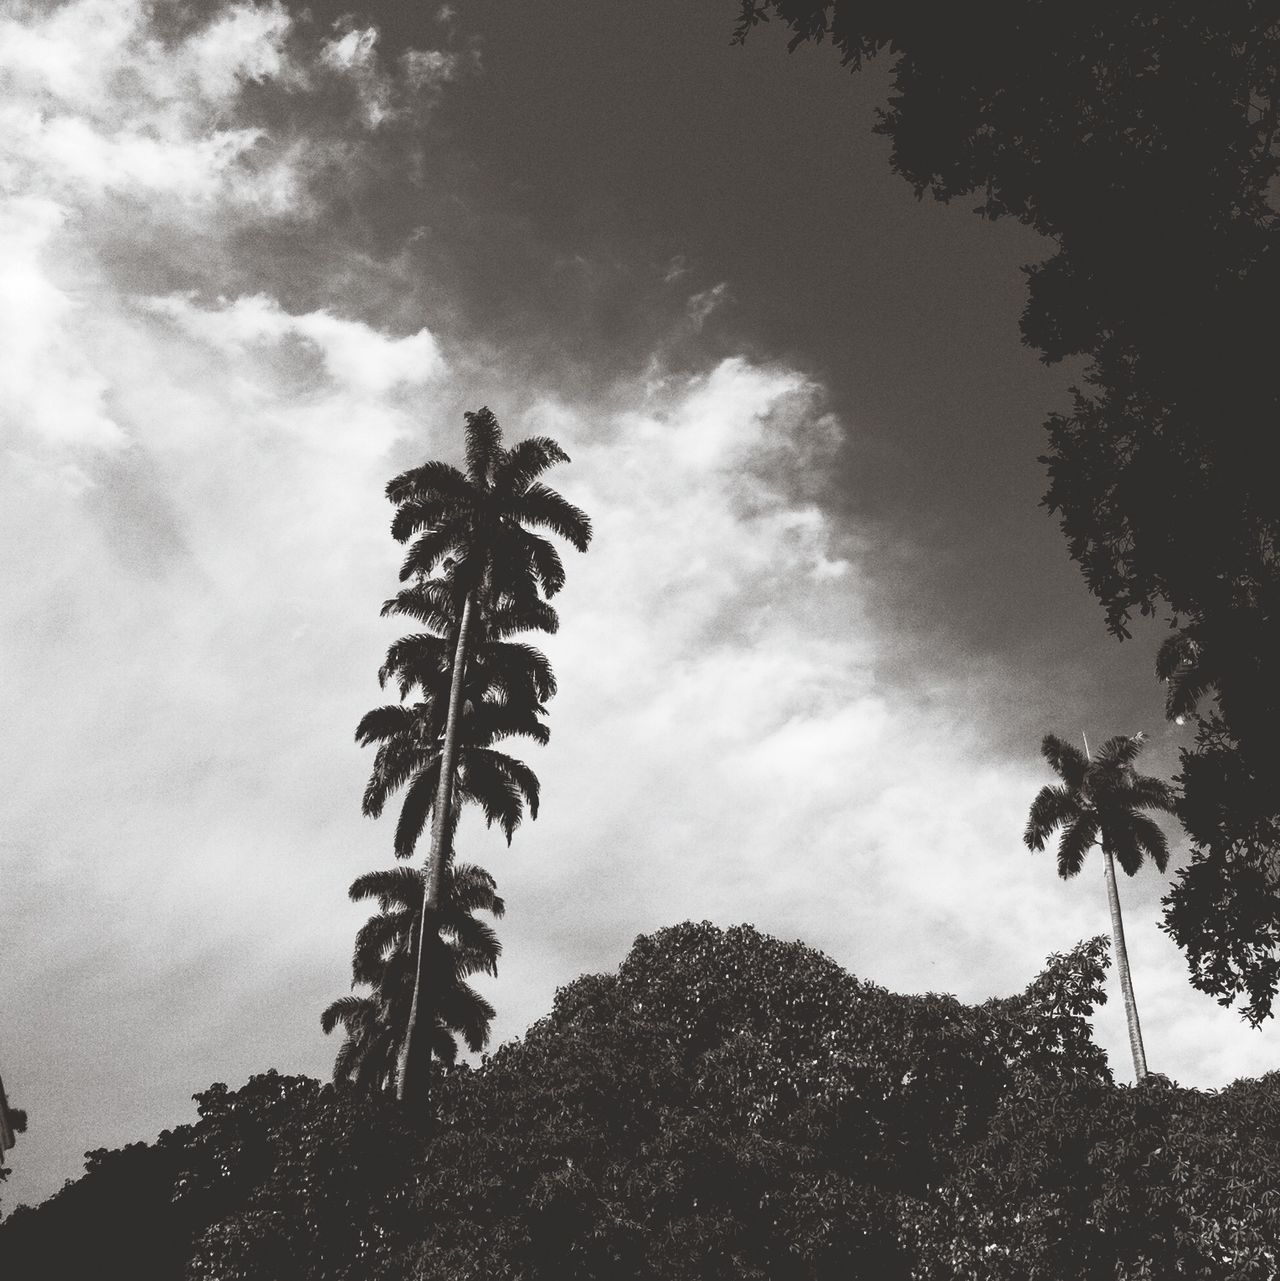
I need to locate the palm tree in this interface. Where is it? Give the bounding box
[379,407,591,1106]
[1024,732,1176,1081]
[322,862,504,1091]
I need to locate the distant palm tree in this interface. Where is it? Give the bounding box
[1024,732,1176,1081]
[381,407,590,1106]
[322,862,504,1090]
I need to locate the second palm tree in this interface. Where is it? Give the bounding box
[1024,732,1175,1081]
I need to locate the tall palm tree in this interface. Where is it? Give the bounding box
[1024,732,1176,1081]
[322,862,504,1091]
[380,407,591,1106]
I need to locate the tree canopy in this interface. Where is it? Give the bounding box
[734,0,1280,1020]
[5,922,1277,1277]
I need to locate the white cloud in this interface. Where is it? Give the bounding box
[0,196,125,448]
[147,294,446,394]
[187,2,293,100]
[0,0,300,210]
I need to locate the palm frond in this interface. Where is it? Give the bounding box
[352,911,413,986]
[385,459,472,507]
[431,1022,460,1067]
[445,863,505,918]
[1040,733,1089,788]
[390,495,471,545]
[465,702,551,748]
[1056,814,1099,878]
[458,756,525,843]
[440,915,502,978]
[1105,821,1144,878]
[465,747,541,825]
[1128,812,1172,874]
[1160,630,1214,720]
[1097,734,1142,770]
[438,982,497,1054]
[379,634,452,696]
[464,407,503,486]
[349,865,423,910]
[380,581,458,631]
[332,1034,363,1084]
[487,641,556,703]
[1156,628,1199,680]
[399,521,470,582]
[321,994,377,1036]
[361,736,428,819]
[1166,672,1213,724]
[512,482,593,555]
[516,528,567,597]
[394,760,442,860]
[487,597,559,637]
[1024,783,1079,851]
[355,704,416,747]
[493,435,571,495]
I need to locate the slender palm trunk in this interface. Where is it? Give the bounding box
[396,589,475,1107]
[1101,840,1149,1082]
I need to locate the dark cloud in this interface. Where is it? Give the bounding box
[271,0,1161,730]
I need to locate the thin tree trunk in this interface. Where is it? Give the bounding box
[1101,840,1149,1082]
[396,589,475,1107]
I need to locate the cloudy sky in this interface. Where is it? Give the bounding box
[2,0,1273,1209]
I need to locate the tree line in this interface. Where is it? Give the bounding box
[4,925,1277,1277]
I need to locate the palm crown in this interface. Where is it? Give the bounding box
[1025,732,1176,878]
[386,406,591,606]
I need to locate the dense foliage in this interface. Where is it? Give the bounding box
[733,0,1280,1020]
[4,922,1277,1277]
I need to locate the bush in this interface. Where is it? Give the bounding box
[3,923,1275,1278]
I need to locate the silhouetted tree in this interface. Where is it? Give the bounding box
[734,0,1280,1020]
[377,407,590,1107]
[1025,732,1176,1080]
[12,925,1279,1277]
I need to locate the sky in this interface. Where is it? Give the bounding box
[1,0,1273,1210]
